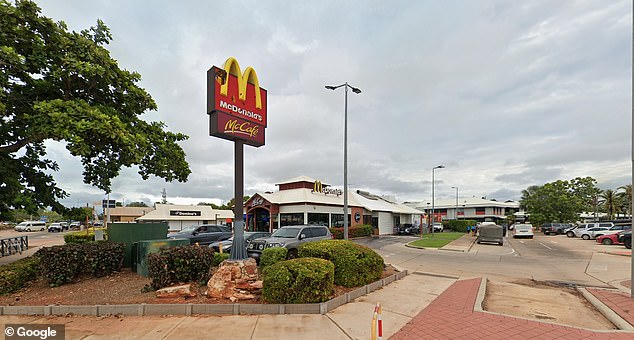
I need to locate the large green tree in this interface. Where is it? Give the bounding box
[0,1,191,218]
[520,177,600,226]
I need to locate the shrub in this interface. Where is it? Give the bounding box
[212,252,230,267]
[329,224,373,239]
[298,240,384,287]
[262,258,334,303]
[0,256,40,295]
[259,247,288,269]
[147,245,216,290]
[36,242,125,287]
[443,220,477,233]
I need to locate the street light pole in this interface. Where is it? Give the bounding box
[431,165,445,234]
[325,82,362,240]
[451,186,459,220]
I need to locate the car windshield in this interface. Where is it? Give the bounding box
[17,222,28,226]
[271,227,300,238]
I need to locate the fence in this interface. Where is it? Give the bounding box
[0,236,29,257]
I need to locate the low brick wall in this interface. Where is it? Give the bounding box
[0,270,408,317]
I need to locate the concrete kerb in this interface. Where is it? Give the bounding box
[0,269,409,317]
[472,276,634,333]
[579,287,634,331]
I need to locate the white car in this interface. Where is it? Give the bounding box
[573,227,611,240]
[47,223,64,232]
[432,223,443,232]
[513,223,534,239]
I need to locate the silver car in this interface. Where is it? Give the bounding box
[574,227,611,240]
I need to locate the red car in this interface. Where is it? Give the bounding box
[596,231,625,245]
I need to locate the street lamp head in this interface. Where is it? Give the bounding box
[350,86,362,94]
[434,165,445,170]
[325,85,337,90]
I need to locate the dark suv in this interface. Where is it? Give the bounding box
[541,223,570,235]
[167,224,232,245]
[618,231,632,249]
[247,225,332,260]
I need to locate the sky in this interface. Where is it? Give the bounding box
[34,0,632,208]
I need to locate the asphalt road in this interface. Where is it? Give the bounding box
[356,233,630,287]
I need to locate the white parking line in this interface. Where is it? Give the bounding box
[539,242,553,250]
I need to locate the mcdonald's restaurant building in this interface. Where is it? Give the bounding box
[244,176,423,235]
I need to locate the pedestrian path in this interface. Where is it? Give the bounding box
[390,278,634,339]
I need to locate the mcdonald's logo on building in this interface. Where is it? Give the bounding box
[313,181,323,193]
[207,57,267,147]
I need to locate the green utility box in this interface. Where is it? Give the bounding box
[107,222,169,267]
[135,238,190,277]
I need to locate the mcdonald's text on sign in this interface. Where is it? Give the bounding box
[207,57,267,147]
[312,180,343,196]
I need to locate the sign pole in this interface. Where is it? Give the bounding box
[230,140,247,260]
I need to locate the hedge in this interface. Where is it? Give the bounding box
[259,247,288,269]
[262,257,334,303]
[443,220,477,233]
[0,256,40,295]
[298,239,384,287]
[36,242,125,287]
[329,224,373,239]
[147,245,216,290]
[64,228,108,244]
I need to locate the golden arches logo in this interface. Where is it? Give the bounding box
[313,181,323,193]
[218,57,262,109]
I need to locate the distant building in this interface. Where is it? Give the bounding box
[404,198,521,224]
[245,176,423,235]
[137,204,234,231]
[108,207,155,223]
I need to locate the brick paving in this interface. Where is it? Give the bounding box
[588,288,634,328]
[390,278,634,340]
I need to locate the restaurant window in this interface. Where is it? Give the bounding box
[280,213,304,226]
[331,214,351,227]
[475,207,486,215]
[308,213,329,226]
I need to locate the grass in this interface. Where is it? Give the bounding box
[409,232,465,248]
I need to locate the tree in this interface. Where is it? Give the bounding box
[599,189,619,220]
[65,207,92,222]
[221,196,251,210]
[520,177,600,226]
[617,184,632,216]
[197,202,220,209]
[520,185,541,210]
[126,201,149,207]
[0,1,191,220]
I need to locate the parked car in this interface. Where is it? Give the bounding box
[432,223,444,232]
[596,231,627,245]
[47,223,64,232]
[541,223,571,235]
[209,231,271,253]
[395,224,415,235]
[167,224,233,245]
[512,223,534,239]
[618,231,631,249]
[14,221,46,232]
[573,226,611,240]
[566,222,614,238]
[69,221,81,229]
[247,225,332,260]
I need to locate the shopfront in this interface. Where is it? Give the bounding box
[244,176,422,235]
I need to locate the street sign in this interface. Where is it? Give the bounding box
[102,200,116,209]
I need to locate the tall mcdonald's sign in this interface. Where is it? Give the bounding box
[207,57,267,147]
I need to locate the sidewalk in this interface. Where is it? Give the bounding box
[439,233,476,252]
[1,273,633,339]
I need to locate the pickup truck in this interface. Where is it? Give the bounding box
[167,224,232,245]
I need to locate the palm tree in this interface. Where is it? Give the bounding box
[617,184,632,217]
[600,189,618,220]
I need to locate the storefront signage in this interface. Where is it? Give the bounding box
[169,210,202,217]
[354,212,361,222]
[250,197,264,207]
[207,57,267,147]
[312,180,343,196]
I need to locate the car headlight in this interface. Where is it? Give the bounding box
[222,244,231,249]
[267,243,282,248]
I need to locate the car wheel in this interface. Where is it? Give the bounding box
[26,228,31,232]
[287,249,298,259]
[581,234,590,240]
[544,232,549,235]
[477,240,481,244]
[529,236,533,239]
[602,238,613,245]
[566,231,575,238]
[625,240,631,249]
[498,242,503,246]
